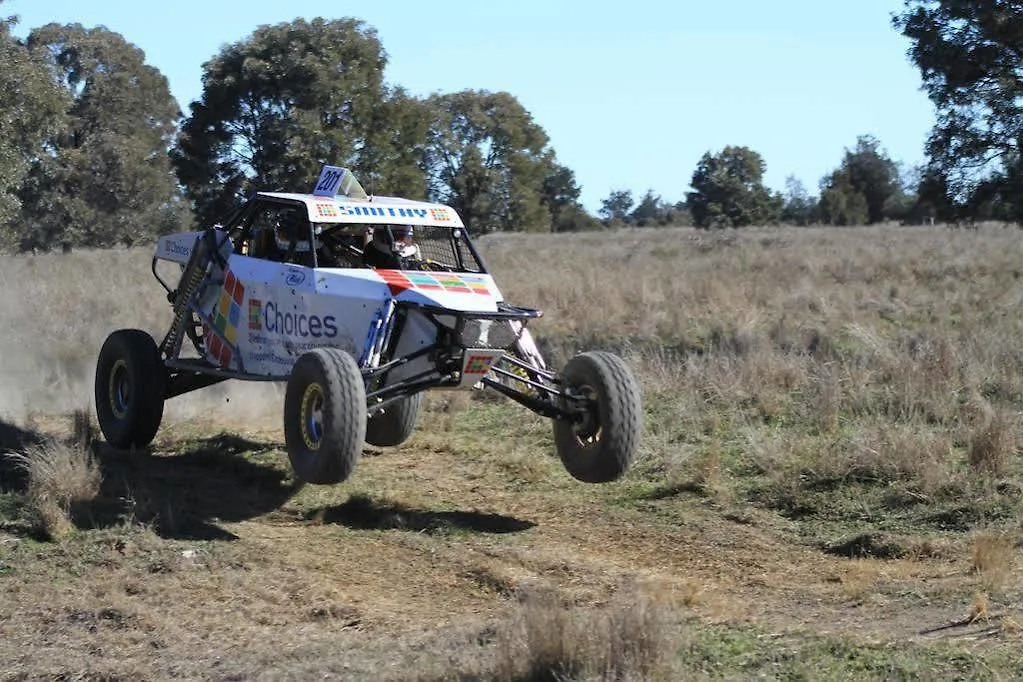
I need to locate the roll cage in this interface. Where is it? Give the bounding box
[221,194,490,274]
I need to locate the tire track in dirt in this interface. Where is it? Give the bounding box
[223,436,992,643]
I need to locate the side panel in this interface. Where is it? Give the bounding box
[197,257,391,376]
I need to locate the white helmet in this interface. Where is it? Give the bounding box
[274,211,317,252]
[372,225,418,258]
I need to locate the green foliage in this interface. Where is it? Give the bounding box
[15,24,186,250]
[173,18,426,225]
[819,135,902,226]
[911,167,956,223]
[819,185,869,226]
[686,146,780,228]
[423,90,554,234]
[598,189,634,225]
[630,190,688,227]
[895,1,1023,218]
[0,15,67,247]
[542,163,600,232]
[780,176,816,226]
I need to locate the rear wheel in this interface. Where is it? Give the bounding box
[553,352,641,483]
[95,329,166,449]
[365,394,421,447]
[284,349,367,484]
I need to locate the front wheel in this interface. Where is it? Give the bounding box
[553,352,641,483]
[95,329,166,449]
[284,348,367,484]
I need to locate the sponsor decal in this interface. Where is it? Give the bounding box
[248,299,262,330]
[429,208,450,222]
[248,333,329,353]
[164,239,192,258]
[315,202,338,218]
[205,269,245,368]
[263,301,338,339]
[285,270,307,287]
[376,270,493,297]
[463,353,499,375]
[250,350,295,367]
[334,204,431,220]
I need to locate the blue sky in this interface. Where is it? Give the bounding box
[6,0,934,213]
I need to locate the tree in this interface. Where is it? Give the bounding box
[598,189,634,225]
[780,176,816,226]
[173,18,426,226]
[423,90,553,234]
[895,1,1023,217]
[818,135,901,225]
[17,23,185,250]
[630,190,662,226]
[818,185,869,226]
[686,146,780,228]
[628,190,687,227]
[541,160,600,232]
[0,8,66,247]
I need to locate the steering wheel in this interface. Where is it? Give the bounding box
[419,259,455,272]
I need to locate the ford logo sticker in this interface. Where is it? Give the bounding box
[285,270,306,287]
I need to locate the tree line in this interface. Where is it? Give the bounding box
[0,0,1019,250]
[0,11,597,252]
[600,135,926,229]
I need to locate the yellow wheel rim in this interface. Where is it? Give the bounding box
[300,382,325,451]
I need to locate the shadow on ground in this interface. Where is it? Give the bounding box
[310,493,536,535]
[83,433,301,541]
[0,419,46,491]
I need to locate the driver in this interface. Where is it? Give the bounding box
[363,225,421,269]
[273,210,318,265]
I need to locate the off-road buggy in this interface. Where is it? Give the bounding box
[94,167,641,484]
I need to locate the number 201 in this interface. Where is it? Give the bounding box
[316,170,342,193]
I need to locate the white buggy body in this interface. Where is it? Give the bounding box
[95,167,640,487]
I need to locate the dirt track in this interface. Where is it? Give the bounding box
[3,412,1013,679]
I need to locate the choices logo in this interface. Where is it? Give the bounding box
[248,299,262,330]
[264,301,338,339]
[165,240,192,258]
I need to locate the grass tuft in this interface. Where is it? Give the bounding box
[3,436,101,539]
[972,531,1015,592]
[968,407,1016,478]
[494,582,675,681]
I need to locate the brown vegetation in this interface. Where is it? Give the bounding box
[2,224,1023,677]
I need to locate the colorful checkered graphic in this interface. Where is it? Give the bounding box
[207,270,245,368]
[376,270,492,297]
[429,208,451,222]
[315,202,338,218]
[464,354,497,375]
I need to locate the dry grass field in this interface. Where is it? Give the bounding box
[3,224,1023,679]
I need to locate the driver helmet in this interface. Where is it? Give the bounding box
[373,225,417,257]
[274,210,317,252]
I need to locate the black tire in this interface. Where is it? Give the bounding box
[94,329,166,449]
[284,348,367,484]
[553,351,641,483]
[365,394,421,447]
